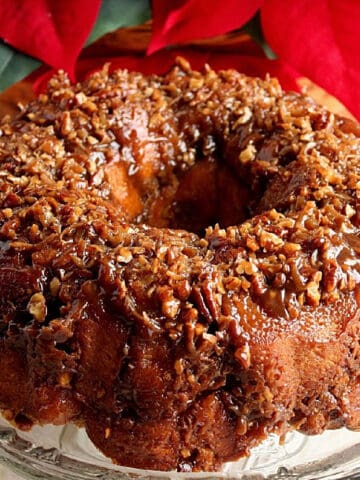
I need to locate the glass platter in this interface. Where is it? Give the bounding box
[0,417,359,480]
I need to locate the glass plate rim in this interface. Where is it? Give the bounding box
[1,422,360,480]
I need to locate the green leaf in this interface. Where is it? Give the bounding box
[242,12,277,60]
[87,0,151,44]
[0,41,40,92]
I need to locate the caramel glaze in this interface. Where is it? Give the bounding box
[0,58,359,471]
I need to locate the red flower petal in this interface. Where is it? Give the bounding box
[149,0,264,54]
[0,0,101,78]
[261,0,360,120]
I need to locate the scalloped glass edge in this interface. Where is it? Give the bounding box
[0,418,360,480]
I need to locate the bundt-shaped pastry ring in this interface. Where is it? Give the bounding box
[0,58,359,471]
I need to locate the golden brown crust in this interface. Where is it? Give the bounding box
[0,58,359,471]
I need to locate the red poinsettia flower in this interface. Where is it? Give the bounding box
[149,0,264,54]
[0,0,359,119]
[261,0,360,121]
[150,0,360,119]
[0,0,101,78]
